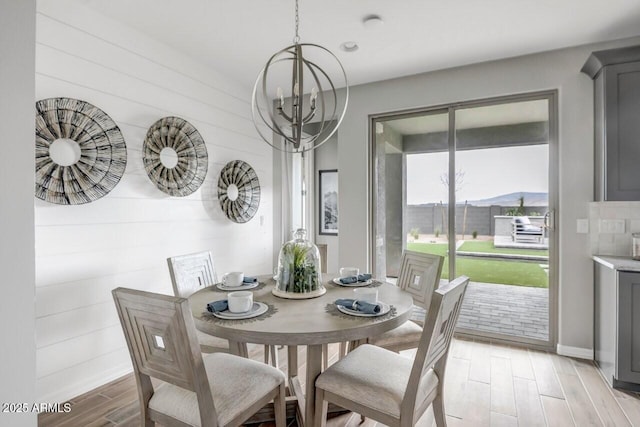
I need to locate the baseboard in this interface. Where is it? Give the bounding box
[38,365,132,404]
[557,344,593,360]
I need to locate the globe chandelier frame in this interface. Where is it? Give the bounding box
[251,0,349,153]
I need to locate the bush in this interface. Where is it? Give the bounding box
[410,228,420,240]
[434,228,441,238]
[472,230,478,239]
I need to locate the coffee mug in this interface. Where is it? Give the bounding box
[353,287,378,303]
[339,267,359,278]
[222,271,244,287]
[227,291,253,313]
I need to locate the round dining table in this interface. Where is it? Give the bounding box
[188,275,414,426]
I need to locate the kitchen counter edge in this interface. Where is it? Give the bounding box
[593,255,640,271]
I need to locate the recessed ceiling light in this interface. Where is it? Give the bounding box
[363,14,384,29]
[340,41,359,52]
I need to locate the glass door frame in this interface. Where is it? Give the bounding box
[368,90,559,350]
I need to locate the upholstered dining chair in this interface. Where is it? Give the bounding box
[367,250,444,352]
[112,287,286,427]
[167,251,278,366]
[313,276,470,427]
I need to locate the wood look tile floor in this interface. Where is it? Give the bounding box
[38,338,640,427]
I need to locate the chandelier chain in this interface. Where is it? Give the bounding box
[293,0,300,43]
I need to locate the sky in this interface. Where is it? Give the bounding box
[406,144,549,204]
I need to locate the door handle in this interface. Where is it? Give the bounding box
[544,210,555,231]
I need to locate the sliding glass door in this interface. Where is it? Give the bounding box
[371,92,557,348]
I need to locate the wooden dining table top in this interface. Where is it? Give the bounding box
[188,274,414,346]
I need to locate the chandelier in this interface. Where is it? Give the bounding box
[251,0,349,153]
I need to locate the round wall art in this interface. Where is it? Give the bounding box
[35,97,127,205]
[142,116,208,197]
[217,160,261,223]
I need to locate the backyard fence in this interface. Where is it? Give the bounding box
[405,204,547,236]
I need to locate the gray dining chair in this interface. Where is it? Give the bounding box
[367,250,444,352]
[112,287,286,427]
[167,251,278,366]
[313,275,470,427]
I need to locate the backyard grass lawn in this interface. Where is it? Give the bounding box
[458,240,549,257]
[407,242,548,288]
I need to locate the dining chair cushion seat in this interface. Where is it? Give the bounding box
[368,320,423,349]
[149,352,285,426]
[316,344,438,419]
[196,329,230,352]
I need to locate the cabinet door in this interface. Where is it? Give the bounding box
[595,264,617,385]
[604,62,640,200]
[618,271,640,383]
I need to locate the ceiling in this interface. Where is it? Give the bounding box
[84,0,640,91]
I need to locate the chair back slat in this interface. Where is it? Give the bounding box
[168,251,218,298]
[423,281,466,369]
[396,250,444,310]
[402,276,469,420]
[112,287,208,394]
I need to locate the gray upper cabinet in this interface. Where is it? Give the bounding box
[582,45,640,201]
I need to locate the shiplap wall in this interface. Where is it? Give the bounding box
[35,1,273,403]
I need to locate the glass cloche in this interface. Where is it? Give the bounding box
[272,229,326,299]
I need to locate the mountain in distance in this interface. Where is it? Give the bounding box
[410,191,548,207]
[466,191,548,207]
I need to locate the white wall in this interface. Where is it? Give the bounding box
[0,1,36,426]
[337,36,640,354]
[35,0,272,403]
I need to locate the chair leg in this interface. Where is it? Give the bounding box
[270,345,279,368]
[274,383,286,427]
[263,345,279,368]
[313,388,328,427]
[432,394,447,427]
[322,343,329,370]
[338,341,347,359]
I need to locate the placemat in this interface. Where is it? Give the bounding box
[200,302,277,325]
[324,303,397,322]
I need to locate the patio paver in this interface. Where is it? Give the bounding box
[457,280,549,341]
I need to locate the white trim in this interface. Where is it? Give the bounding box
[557,344,593,360]
[39,366,132,404]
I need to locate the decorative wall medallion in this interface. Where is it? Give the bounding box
[217,160,260,223]
[142,116,208,197]
[35,97,127,205]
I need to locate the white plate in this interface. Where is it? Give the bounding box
[211,302,268,320]
[336,302,391,317]
[216,281,259,291]
[332,278,373,287]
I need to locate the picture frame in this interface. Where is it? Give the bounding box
[319,169,338,235]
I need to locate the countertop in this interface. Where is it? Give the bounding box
[593,255,640,272]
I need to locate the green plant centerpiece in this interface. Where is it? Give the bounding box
[272,228,326,299]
